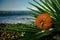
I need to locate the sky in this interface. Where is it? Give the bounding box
[0,0,39,11]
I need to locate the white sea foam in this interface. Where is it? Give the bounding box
[0,15,35,24]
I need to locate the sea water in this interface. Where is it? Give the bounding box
[0,15,35,24]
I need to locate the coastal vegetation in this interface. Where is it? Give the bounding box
[0,0,60,40]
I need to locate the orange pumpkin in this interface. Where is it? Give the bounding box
[35,14,52,30]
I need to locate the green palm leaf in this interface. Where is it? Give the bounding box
[1,24,39,32]
[28,0,60,40]
[1,0,60,40]
[27,7,40,13]
[28,2,46,13]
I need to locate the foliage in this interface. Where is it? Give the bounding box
[0,0,60,40]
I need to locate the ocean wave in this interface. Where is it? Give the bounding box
[0,15,35,24]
